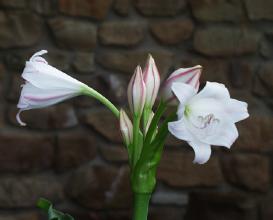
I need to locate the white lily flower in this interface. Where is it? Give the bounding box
[161,65,202,105]
[168,82,249,164]
[17,50,86,126]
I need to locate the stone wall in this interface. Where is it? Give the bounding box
[0,0,272,220]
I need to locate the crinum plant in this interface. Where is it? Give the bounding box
[17,50,249,220]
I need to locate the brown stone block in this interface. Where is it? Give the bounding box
[229,60,255,90]
[194,27,261,56]
[72,52,95,74]
[189,0,244,22]
[99,21,145,46]
[105,166,132,209]
[134,0,186,16]
[82,108,122,143]
[49,18,97,51]
[150,206,185,220]
[151,19,194,45]
[0,212,40,220]
[114,0,130,16]
[185,191,258,220]
[66,164,118,209]
[0,174,64,208]
[0,0,26,9]
[221,154,270,192]
[100,144,128,162]
[260,197,273,220]
[0,11,42,48]
[59,0,113,20]
[158,151,224,187]
[56,131,97,171]
[244,0,273,20]
[0,131,54,172]
[30,0,57,16]
[96,50,173,78]
[234,114,273,151]
[253,62,273,97]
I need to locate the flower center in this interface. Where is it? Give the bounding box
[187,113,220,138]
[193,114,219,129]
[184,105,191,117]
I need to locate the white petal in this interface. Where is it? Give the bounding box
[203,122,239,148]
[16,109,26,126]
[188,97,228,120]
[171,82,196,106]
[227,99,249,123]
[188,138,211,164]
[168,118,193,142]
[168,115,213,164]
[193,81,230,102]
[17,83,78,110]
[23,62,83,90]
[29,50,48,63]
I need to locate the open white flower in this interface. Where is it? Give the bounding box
[17,50,86,126]
[168,82,249,164]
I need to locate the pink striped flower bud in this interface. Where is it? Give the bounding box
[161,65,202,105]
[143,54,160,108]
[119,109,133,146]
[127,66,146,116]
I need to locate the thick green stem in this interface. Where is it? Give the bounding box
[82,85,119,118]
[133,193,151,220]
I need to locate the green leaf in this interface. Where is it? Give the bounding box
[37,198,52,211]
[37,198,74,220]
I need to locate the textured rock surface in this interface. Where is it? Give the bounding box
[189,0,244,22]
[58,0,113,20]
[82,108,122,143]
[185,192,258,220]
[134,0,186,16]
[221,154,270,192]
[99,21,145,46]
[158,151,223,187]
[96,50,173,77]
[194,27,261,56]
[49,18,97,50]
[0,131,54,172]
[244,0,273,20]
[0,12,42,48]
[151,19,194,45]
[56,131,97,170]
[0,174,64,207]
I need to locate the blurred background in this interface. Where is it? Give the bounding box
[0,0,272,220]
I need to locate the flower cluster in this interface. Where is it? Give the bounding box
[16,50,249,219]
[17,50,248,167]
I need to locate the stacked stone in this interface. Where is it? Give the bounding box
[0,0,272,220]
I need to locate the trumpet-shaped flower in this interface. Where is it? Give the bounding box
[143,55,160,108]
[168,82,249,164]
[120,109,133,146]
[161,65,202,105]
[127,66,146,116]
[17,50,86,126]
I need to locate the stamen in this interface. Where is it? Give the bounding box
[189,114,220,137]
